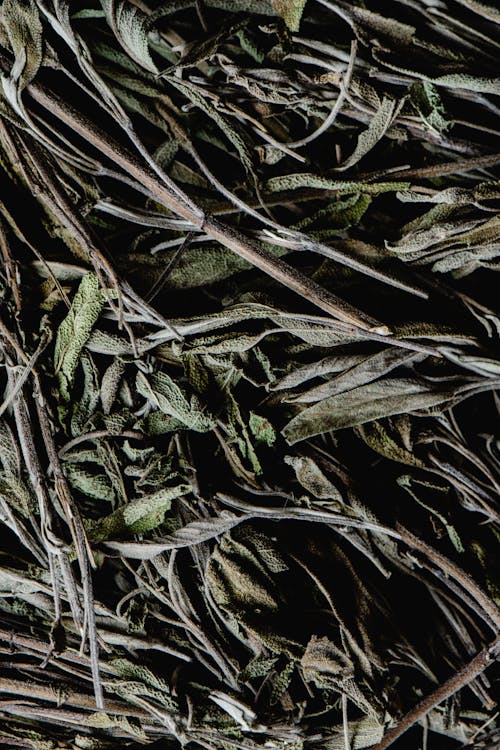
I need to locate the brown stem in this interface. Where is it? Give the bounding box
[396,524,500,631]
[363,152,500,181]
[0,677,147,719]
[0,317,31,367]
[372,635,500,750]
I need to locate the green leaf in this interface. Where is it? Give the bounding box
[301,635,354,685]
[337,97,401,170]
[293,195,372,233]
[101,0,157,73]
[356,420,426,469]
[266,174,409,195]
[452,0,500,22]
[285,455,343,503]
[0,0,43,92]
[64,465,115,502]
[410,81,453,134]
[272,0,308,31]
[239,655,278,682]
[126,246,250,291]
[0,419,21,475]
[109,659,176,702]
[86,484,191,541]
[81,712,146,741]
[54,274,107,401]
[271,353,364,391]
[270,661,295,702]
[249,413,276,446]
[0,475,35,517]
[136,370,216,432]
[208,0,274,11]
[289,349,422,403]
[101,360,126,415]
[166,77,258,186]
[398,476,464,553]
[172,16,247,70]
[71,352,101,437]
[324,717,384,749]
[104,510,246,558]
[440,348,500,378]
[282,378,480,444]
[301,635,379,716]
[223,385,263,475]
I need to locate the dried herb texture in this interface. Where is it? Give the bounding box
[0,1,498,750]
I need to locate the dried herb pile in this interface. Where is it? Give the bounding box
[0,1,499,749]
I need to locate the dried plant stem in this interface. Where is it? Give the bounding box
[0,3,498,748]
[396,524,500,631]
[0,676,147,719]
[25,80,390,334]
[364,152,500,181]
[372,635,500,750]
[0,223,22,311]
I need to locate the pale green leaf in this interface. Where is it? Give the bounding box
[249,413,276,446]
[136,370,216,432]
[104,511,247,558]
[324,717,384,749]
[282,378,479,444]
[101,0,157,73]
[64,465,115,502]
[0,0,43,91]
[337,97,400,170]
[289,349,422,403]
[86,484,190,541]
[410,81,453,134]
[109,659,177,703]
[266,174,409,195]
[272,0,308,31]
[285,455,343,503]
[0,419,21,475]
[54,274,107,401]
[81,712,146,741]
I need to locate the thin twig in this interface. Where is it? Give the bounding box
[33,375,104,709]
[396,524,500,631]
[372,636,500,750]
[342,693,351,750]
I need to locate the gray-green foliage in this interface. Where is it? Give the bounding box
[282,376,491,444]
[0,1,498,749]
[136,370,216,432]
[410,81,453,134]
[86,484,191,541]
[54,274,107,400]
[100,0,158,73]
[0,0,42,91]
[271,0,308,31]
